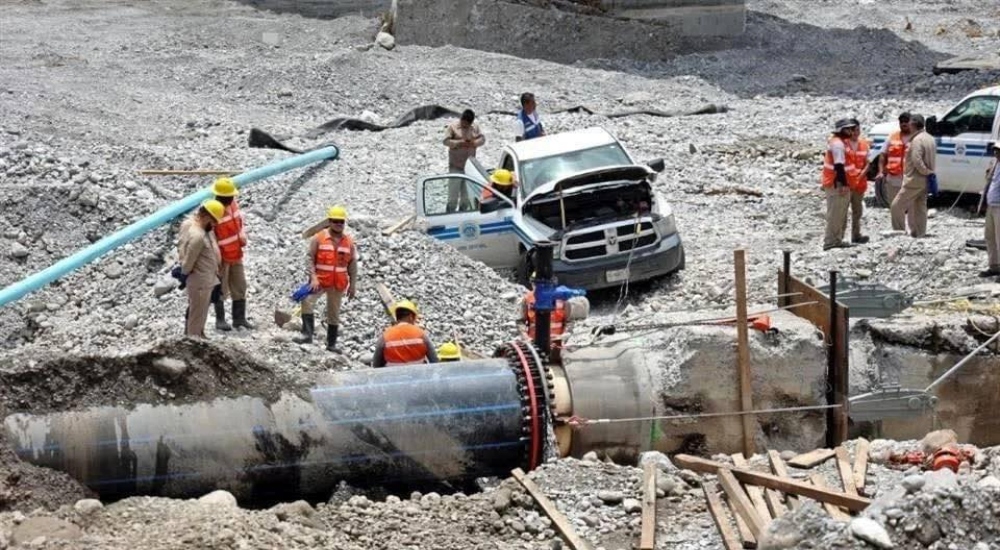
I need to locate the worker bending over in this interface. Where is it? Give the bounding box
[372,300,439,368]
[437,342,462,362]
[178,200,225,339]
[211,178,255,331]
[294,205,358,352]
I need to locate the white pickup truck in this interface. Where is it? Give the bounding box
[414,127,685,290]
[867,85,1000,205]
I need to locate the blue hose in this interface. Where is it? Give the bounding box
[0,145,339,309]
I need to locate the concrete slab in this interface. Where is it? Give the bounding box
[933,55,1000,75]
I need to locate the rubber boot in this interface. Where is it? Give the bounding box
[294,314,314,344]
[326,324,339,352]
[232,299,255,330]
[214,300,232,332]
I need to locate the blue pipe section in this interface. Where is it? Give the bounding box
[0,145,339,309]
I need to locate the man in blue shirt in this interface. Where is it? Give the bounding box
[515,92,545,142]
[980,141,1000,277]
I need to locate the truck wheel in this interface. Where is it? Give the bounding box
[516,249,534,289]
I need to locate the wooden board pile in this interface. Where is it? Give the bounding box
[677,439,872,549]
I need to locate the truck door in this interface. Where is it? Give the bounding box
[935,95,999,194]
[414,174,521,268]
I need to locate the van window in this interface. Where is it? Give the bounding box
[941,96,999,134]
[423,177,480,215]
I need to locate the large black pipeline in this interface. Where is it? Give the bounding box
[3,358,543,503]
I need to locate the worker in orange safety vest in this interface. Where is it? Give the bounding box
[846,118,871,245]
[211,178,255,331]
[821,118,861,251]
[294,205,358,352]
[372,300,439,367]
[519,281,568,349]
[876,112,912,207]
[481,169,516,202]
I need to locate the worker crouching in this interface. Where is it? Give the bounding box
[437,342,462,362]
[294,205,358,352]
[373,300,439,368]
[178,199,225,339]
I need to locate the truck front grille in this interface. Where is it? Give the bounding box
[562,220,657,262]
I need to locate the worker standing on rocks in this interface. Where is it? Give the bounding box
[211,178,254,331]
[821,119,859,250]
[294,205,358,352]
[514,92,544,142]
[178,199,225,339]
[978,142,1000,277]
[876,112,912,206]
[846,118,871,244]
[372,300,438,367]
[890,114,936,238]
[444,109,485,213]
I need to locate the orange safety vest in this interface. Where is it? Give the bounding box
[524,292,567,344]
[850,138,870,194]
[213,201,245,263]
[383,322,430,366]
[884,130,907,176]
[314,231,354,292]
[821,136,860,189]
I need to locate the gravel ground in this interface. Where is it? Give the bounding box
[2,0,1000,547]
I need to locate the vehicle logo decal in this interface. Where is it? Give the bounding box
[460,221,480,240]
[955,143,966,157]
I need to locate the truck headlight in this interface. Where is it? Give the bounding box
[655,213,677,236]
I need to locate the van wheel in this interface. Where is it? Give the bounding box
[516,249,534,289]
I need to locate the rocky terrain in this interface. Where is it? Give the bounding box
[2,0,1000,548]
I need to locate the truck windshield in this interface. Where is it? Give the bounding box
[519,143,632,196]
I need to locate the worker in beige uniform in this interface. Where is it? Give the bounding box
[443,109,486,213]
[294,205,359,352]
[821,119,859,250]
[177,200,225,339]
[876,112,912,206]
[978,142,1000,277]
[890,114,936,238]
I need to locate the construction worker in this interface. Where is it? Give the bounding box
[372,300,439,367]
[482,169,516,202]
[443,109,486,213]
[821,119,860,250]
[177,199,225,339]
[979,142,1000,277]
[514,92,544,142]
[846,118,871,244]
[890,114,937,238]
[294,205,358,352]
[519,275,569,349]
[210,178,254,331]
[876,112,912,206]
[437,342,462,362]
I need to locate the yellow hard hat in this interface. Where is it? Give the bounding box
[438,342,461,360]
[490,169,514,187]
[201,199,225,223]
[392,299,419,317]
[327,205,348,221]
[211,178,239,198]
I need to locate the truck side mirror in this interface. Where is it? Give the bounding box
[646,158,665,172]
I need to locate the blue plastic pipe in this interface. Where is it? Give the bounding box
[0,146,339,309]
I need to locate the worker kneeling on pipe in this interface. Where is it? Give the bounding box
[372,300,439,367]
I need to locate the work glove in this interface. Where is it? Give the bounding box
[170,264,188,290]
[291,282,313,303]
[927,173,939,197]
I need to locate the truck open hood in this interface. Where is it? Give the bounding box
[523,165,654,208]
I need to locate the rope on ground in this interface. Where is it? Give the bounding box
[560,403,842,428]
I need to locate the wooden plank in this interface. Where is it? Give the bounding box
[834,447,860,498]
[766,450,799,511]
[138,169,238,176]
[853,438,870,495]
[672,455,871,512]
[704,483,744,550]
[382,214,415,236]
[300,218,330,240]
[830,301,850,446]
[512,469,594,550]
[717,469,766,540]
[787,448,836,469]
[809,474,851,521]
[778,269,832,334]
[730,454,772,521]
[764,487,788,518]
[375,283,396,319]
[727,499,757,549]
[639,463,656,550]
[733,250,755,457]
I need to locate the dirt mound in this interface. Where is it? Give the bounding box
[0,436,93,512]
[0,338,294,415]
